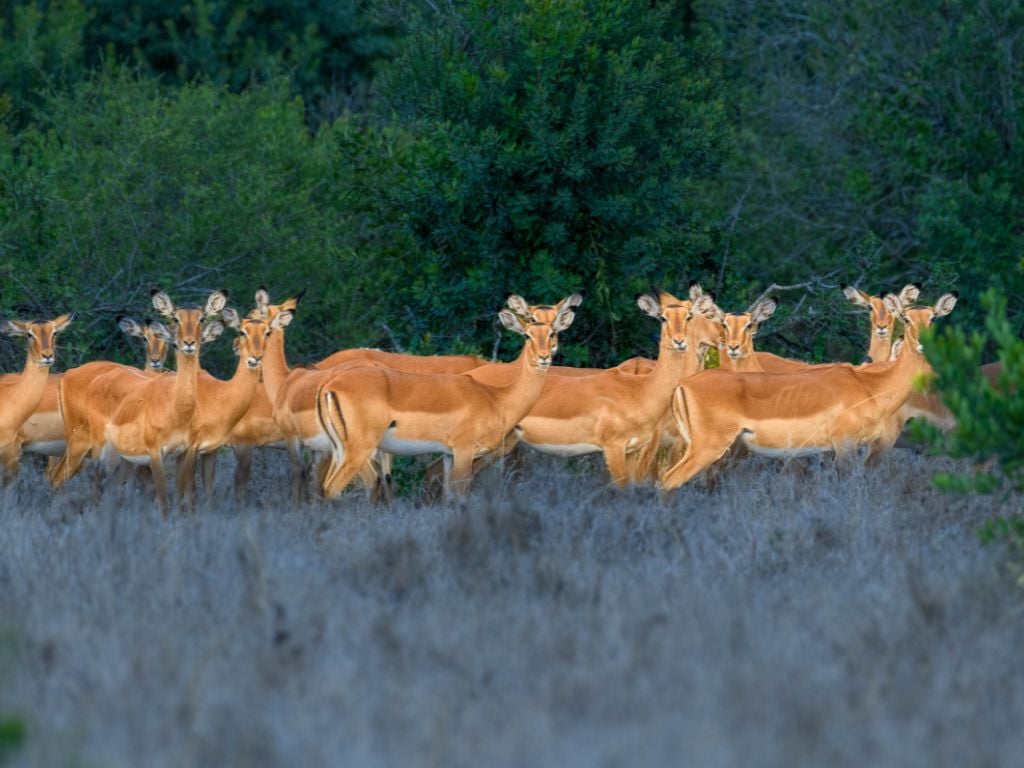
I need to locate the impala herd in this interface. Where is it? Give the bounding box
[0,281,984,516]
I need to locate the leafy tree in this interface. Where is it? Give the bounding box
[917,288,1024,493]
[0,69,393,374]
[0,0,91,125]
[375,0,728,363]
[698,0,1024,358]
[0,0,397,127]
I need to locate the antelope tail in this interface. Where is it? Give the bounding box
[316,386,348,470]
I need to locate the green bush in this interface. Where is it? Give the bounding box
[0,69,397,374]
[0,0,396,127]
[917,289,1024,493]
[0,717,25,765]
[374,0,728,363]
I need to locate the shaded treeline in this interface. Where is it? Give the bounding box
[0,0,1021,376]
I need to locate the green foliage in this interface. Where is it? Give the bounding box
[0,69,398,374]
[0,717,25,764]
[977,515,1024,587]
[916,289,1024,493]
[0,0,91,124]
[0,0,396,127]
[700,0,1024,354]
[376,0,728,363]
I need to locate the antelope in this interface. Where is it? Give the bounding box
[316,295,580,500]
[0,313,74,487]
[101,290,227,514]
[418,295,666,493]
[842,282,921,363]
[15,316,170,466]
[250,288,504,503]
[256,292,385,503]
[659,291,958,491]
[176,307,271,506]
[52,290,227,513]
[50,300,225,491]
[490,285,714,487]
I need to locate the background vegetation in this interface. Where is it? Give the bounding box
[1,0,1021,370]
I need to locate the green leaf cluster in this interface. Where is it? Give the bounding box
[374,0,727,363]
[916,289,1024,493]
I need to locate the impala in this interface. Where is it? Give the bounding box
[16,316,170,466]
[101,290,227,514]
[0,313,74,487]
[497,285,714,486]
[842,282,921,363]
[254,291,396,503]
[659,291,958,491]
[52,290,227,513]
[250,288,511,503]
[176,307,271,506]
[316,295,579,500]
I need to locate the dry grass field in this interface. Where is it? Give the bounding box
[2,450,1023,767]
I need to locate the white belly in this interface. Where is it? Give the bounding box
[379,429,449,456]
[23,440,66,457]
[525,442,602,458]
[741,433,830,458]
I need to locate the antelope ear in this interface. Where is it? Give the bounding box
[898,283,922,306]
[506,295,530,316]
[559,293,583,312]
[204,290,229,317]
[882,292,905,320]
[499,308,529,335]
[688,281,703,302]
[636,294,661,319]
[254,286,270,316]
[552,309,576,333]
[202,320,225,343]
[932,291,958,318]
[0,319,30,337]
[750,298,777,325]
[151,290,175,318]
[279,292,304,313]
[692,295,725,323]
[890,338,904,360]
[51,312,74,333]
[842,284,872,308]
[221,307,241,330]
[118,316,146,338]
[270,309,294,331]
[149,321,175,344]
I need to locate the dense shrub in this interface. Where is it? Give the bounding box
[919,289,1024,493]
[0,0,395,126]
[374,0,728,363]
[0,70,396,373]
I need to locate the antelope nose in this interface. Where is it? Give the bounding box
[537,355,552,368]
[39,354,55,366]
[672,339,688,351]
[150,359,163,369]
[246,355,262,369]
[181,341,197,355]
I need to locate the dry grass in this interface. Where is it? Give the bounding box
[1,450,1023,767]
